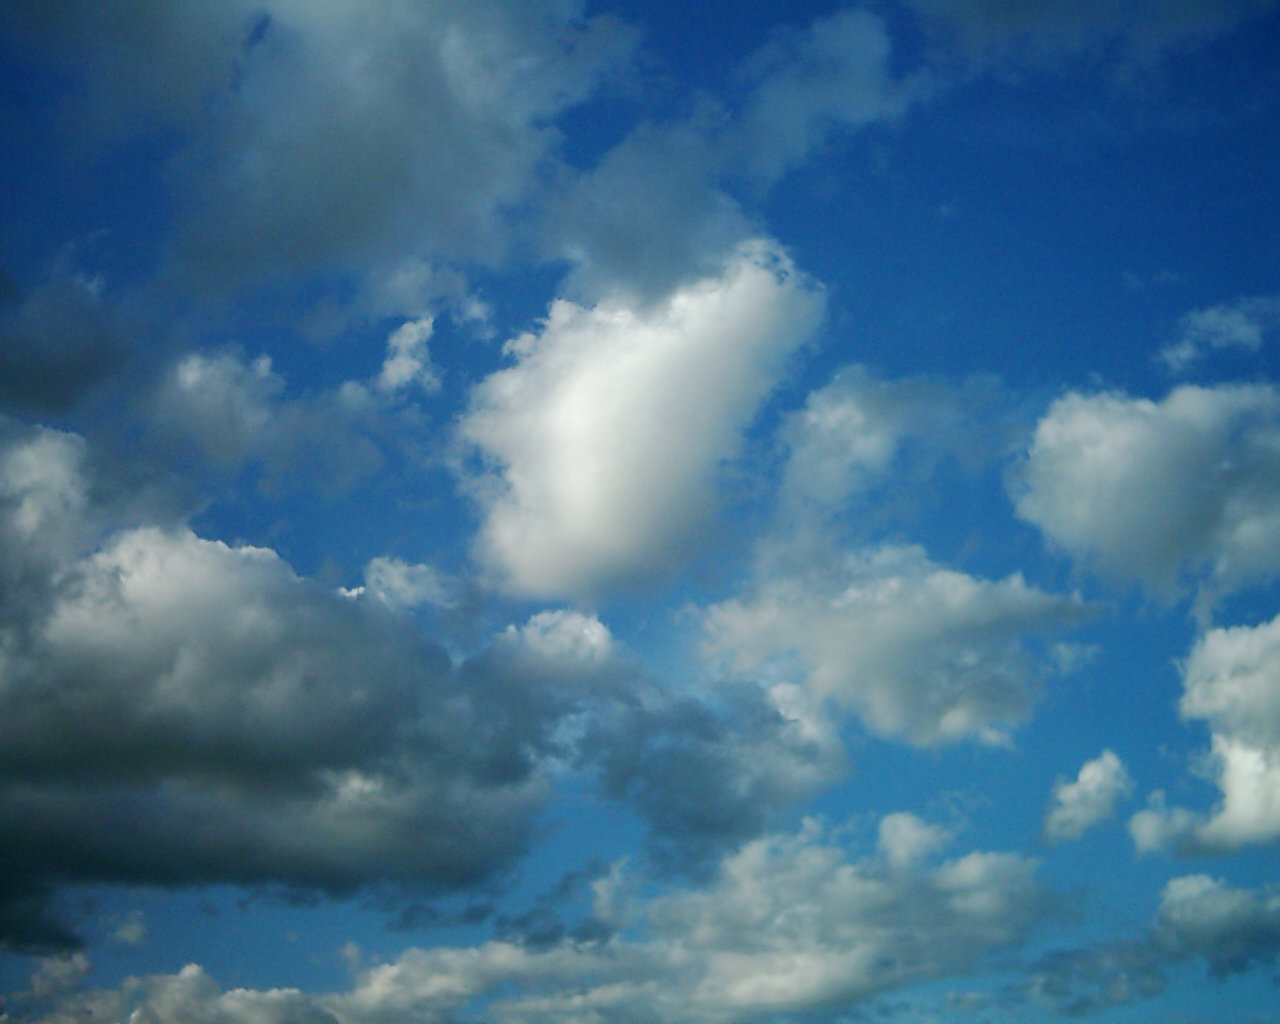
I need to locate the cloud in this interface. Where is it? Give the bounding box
[20,817,1049,1024]
[902,0,1278,70]
[460,239,824,598]
[8,1,639,290]
[0,268,126,414]
[0,424,551,949]
[355,556,456,611]
[734,8,919,184]
[704,543,1087,746]
[1043,750,1133,843]
[778,365,1008,520]
[1153,874,1280,978]
[1014,384,1280,601]
[1016,873,1280,1015]
[375,317,441,394]
[148,344,427,492]
[1,420,866,948]
[1130,612,1280,854]
[1159,295,1280,372]
[579,680,847,871]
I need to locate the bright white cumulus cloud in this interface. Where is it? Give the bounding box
[461,239,824,597]
[1015,383,1280,600]
[1043,749,1134,843]
[704,544,1087,746]
[1131,612,1280,855]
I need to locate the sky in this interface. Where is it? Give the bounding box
[2,1,1280,1022]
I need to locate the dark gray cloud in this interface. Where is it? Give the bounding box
[0,422,843,951]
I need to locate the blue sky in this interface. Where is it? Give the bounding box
[3,2,1280,1022]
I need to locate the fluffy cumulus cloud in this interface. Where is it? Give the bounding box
[0,424,578,949]
[461,239,824,598]
[1043,749,1133,843]
[1015,384,1280,600]
[1131,613,1280,855]
[1160,295,1280,372]
[18,816,1048,1024]
[705,543,1086,746]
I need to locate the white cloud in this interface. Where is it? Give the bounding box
[1043,749,1133,843]
[376,317,440,393]
[461,239,824,598]
[500,610,616,669]
[1131,613,1280,854]
[1160,296,1280,372]
[1014,384,1280,600]
[704,543,1087,746]
[878,812,953,869]
[27,817,1046,1024]
[359,556,454,610]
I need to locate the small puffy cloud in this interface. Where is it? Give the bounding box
[376,317,440,393]
[878,812,953,869]
[704,543,1087,746]
[358,556,455,610]
[1131,613,1280,854]
[460,239,824,598]
[1043,749,1134,843]
[108,911,147,948]
[501,609,616,669]
[30,817,1046,1024]
[1014,384,1280,600]
[1160,295,1280,372]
